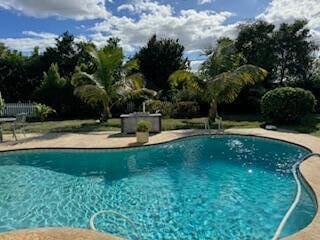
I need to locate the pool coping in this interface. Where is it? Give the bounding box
[0,128,320,239]
[0,227,122,240]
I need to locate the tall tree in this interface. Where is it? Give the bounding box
[0,47,38,101]
[136,35,189,93]
[235,21,276,75]
[272,20,318,85]
[41,32,96,78]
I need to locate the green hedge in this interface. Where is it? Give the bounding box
[173,101,200,119]
[261,87,316,123]
[145,100,174,118]
[146,100,200,118]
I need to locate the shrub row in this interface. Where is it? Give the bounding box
[146,100,200,118]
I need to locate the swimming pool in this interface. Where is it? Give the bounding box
[0,135,316,239]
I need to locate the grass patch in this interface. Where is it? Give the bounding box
[1,114,319,137]
[279,114,320,137]
[1,119,121,134]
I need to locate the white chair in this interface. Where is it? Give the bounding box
[12,113,27,140]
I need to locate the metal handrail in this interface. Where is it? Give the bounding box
[272,153,320,240]
[204,117,224,134]
[89,210,141,240]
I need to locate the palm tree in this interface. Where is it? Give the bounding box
[72,44,123,121]
[169,66,267,123]
[199,39,268,123]
[205,64,268,123]
[116,59,157,103]
[72,45,156,121]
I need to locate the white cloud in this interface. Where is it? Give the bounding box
[117,0,173,16]
[0,31,88,53]
[190,60,205,72]
[0,0,239,55]
[0,31,57,53]
[258,0,320,29]
[93,1,237,54]
[198,0,213,5]
[0,0,109,20]
[258,0,320,47]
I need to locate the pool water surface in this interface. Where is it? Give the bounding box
[0,135,316,239]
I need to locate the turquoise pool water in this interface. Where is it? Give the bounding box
[0,135,316,239]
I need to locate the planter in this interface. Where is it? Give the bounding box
[136,131,149,143]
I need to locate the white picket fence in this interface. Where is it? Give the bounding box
[1,103,36,117]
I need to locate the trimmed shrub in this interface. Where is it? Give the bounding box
[145,100,173,118]
[261,87,316,123]
[33,103,56,121]
[173,101,200,119]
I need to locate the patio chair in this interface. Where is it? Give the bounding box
[12,112,27,140]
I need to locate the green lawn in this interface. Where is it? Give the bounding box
[1,114,320,137]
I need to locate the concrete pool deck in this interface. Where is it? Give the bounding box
[0,228,122,240]
[0,128,320,239]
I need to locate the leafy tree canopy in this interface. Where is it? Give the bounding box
[235,21,275,73]
[201,37,246,79]
[41,32,96,78]
[272,19,318,84]
[136,35,189,93]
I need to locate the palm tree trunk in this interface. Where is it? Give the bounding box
[101,105,112,122]
[209,100,217,125]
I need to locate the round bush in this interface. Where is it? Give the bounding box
[261,87,316,123]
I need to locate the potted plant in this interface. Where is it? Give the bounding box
[136,120,150,143]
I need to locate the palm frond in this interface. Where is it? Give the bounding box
[84,45,124,89]
[130,88,157,99]
[169,70,201,91]
[124,59,140,73]
[116,73,156,100]
[74,85,109,108]
[206,72,242,104]
[127,73,145,89]
[234,64,268,86]
[206,64,268,104]
[86,46,99,63]
[72,70,103,89]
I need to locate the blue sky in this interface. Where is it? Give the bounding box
[0,0,319,68]
[0,0,270,38]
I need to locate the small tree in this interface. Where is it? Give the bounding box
[41,63,66,89]
[205,65,268,123]
[33,63,67,114]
